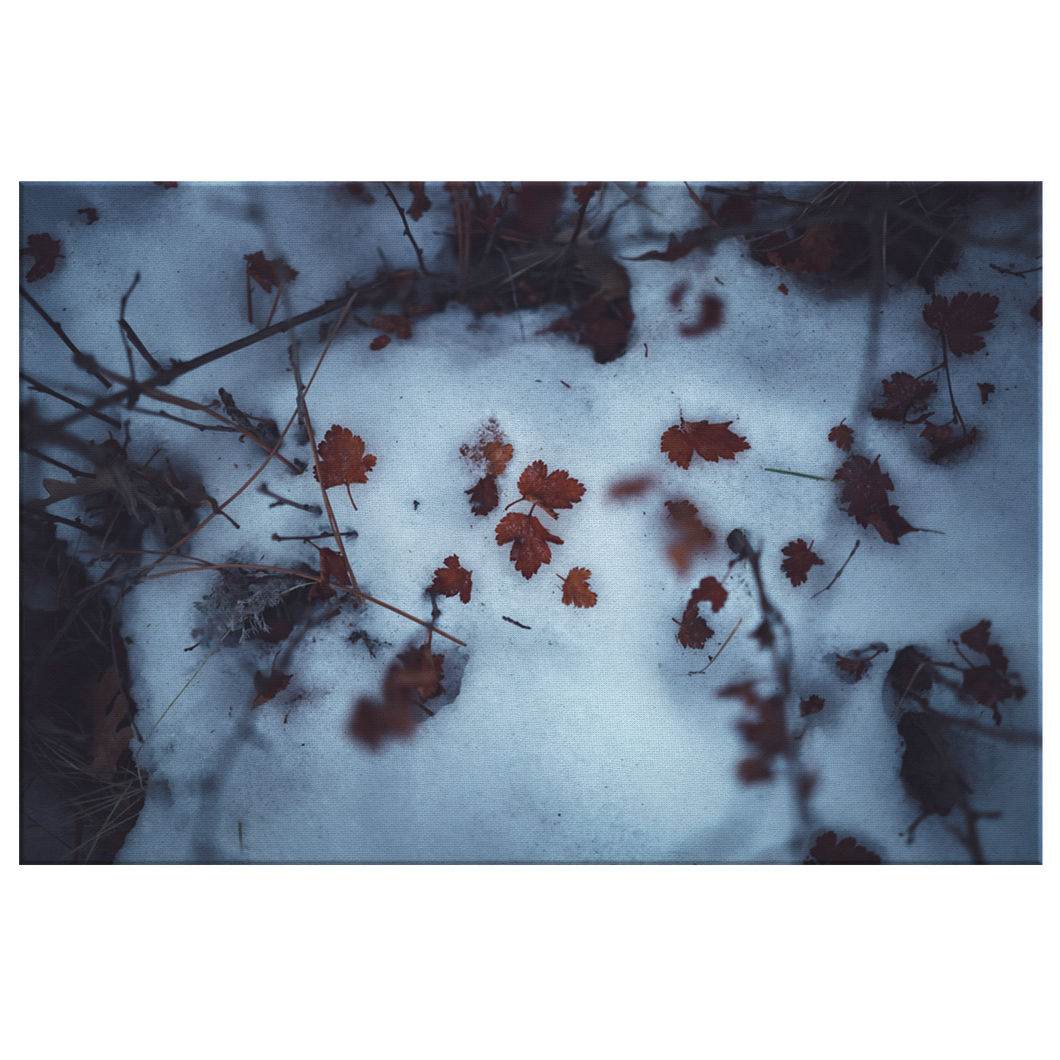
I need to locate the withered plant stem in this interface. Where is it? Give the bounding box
[382,182,431,276]
[20,287,112,388]
[20,372,121,428]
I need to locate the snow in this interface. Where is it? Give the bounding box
[20,181,1041,864]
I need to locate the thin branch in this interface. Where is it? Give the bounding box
[382,182,431,276]
[763,467,837,482]
[20,373,121,428]
[21,447,93,478]
[688,617,742,675]
[259,483,321,515]
[20,505,104,536]
[20,286,113,388]
[811,540,860,599]
[119,319,163,373]
[272,531,357,542]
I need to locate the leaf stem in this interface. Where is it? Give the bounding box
[763,468,838,482]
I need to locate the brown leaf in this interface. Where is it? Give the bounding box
[516,461,586,517]
[679,295,724,337]
[805,831,881,864]
[244,250,298,293]
[828,419,854,452]
[922,292,999,356]
[835,455,913,544]
[252,668,292,708]
[20,233,64,282]
[977,382,995,405]
[799,695,825,716]
[397,644,445,703]
[780,539,824,587]
[466,474,499,516]
[431,555,473,603]
[663,499,715,574]
[674,602,712,649]
[407,182,432,221]
[369,334,391,351]
[608,474,655,500]
[559,567,597,608]
[496,512,563,579]
[870,372,938,423]
[461,419,513,477]
[689,576,727,613]
[314,426,376,509]
[370,314,412,339]
[661,417,751,468]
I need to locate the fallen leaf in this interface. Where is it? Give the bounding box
[431,555,473,603]
[407,182,432,221]
[922,292,999,356]
[608,474,655,499]
[805,831,880,864]
[466,474,499,516]
[461,419,513,476]
[977,382,995,405]
[674,602,712,649]
[679,295,724,336]
[835,454,913,544]
[800,695,825,716]
[663,499,715,574]
[828,419,854,452]
[314,426,376,508]
[397,643,445,703]
[20,233,64,282]
[516,461,585,518]
[661,417,751,468]
[369,334,391,351]
[370,313,412,339]
[559,567,597,608]
[689,576,727,613]
[870,372,938,423]
[781,539,824,587]
[244,250,297,293]
[308,546,352,601]
[252,668,292,708]
[778,283,788,295]
[496,512,563,579]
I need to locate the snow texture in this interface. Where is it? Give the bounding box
[20,181,1041,863]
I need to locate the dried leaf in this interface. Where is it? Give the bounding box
[559,567,597,608]
[397,643,445,703]
[799,695,825,717]
[780,538,824,587]
[871,372,938,423]
[252,668,292,708]
[661,417,751,469]
[466,474,499,516]
[675,602,712,649]
[977,382,995,405]
[407,182,432,221]
[461,419,513,476]
[720,681,788,784]
[679,295,724,337]
[20,233,64,282]
[689,576,727,613]
[805,831,881,864]
[608,474,655,499]
[828,419,854,452]
[369,334,391,351]
[314,426,376,509]
[431,555,473,603]
[663,499,715,574]
[244,250,298,293]
[516,461,585,518]
[835,454,913,544]
[495,512,563,579]
[922,292,999,356]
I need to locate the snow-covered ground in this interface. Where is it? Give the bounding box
[20,180,1041,863]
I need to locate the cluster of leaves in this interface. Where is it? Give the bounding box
[804,831,881,864]
[870,291,1002,463]
[495,460,586,580]
[889,621,1026,726]
[631,183,983,295]
[461,418,514,517]
[719,681,790,783]
[674,575,727,650]
[339,182,637,363]
[835,454,913,544]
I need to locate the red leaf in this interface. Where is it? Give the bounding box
[780,539,824,587]
[559,567,597,608]
[516,461,585,517]
[244,250,297,293]
[689,576,727,613]
[661,417,751,468]
[314,426,376,509]
[348,659,428,751]
[466,474,499,516]
[252,668,293,708]
[870,372,938,423]
[308,546,351,601]
[720,681,788,784]
[607,474,655,500]
[431,555,473,603]
[495,512,563,579]
[397,643,445,703]
[630,229,711,263]
[370,314,412,339]
[407,182,432,221]
[369,334,391,351]
[922,292,999,356]
[828,419,854,452]
[679,295,724,337]
[663,499,715,574]
[20,233,64,282]
[762,224,841,275]
[835,454,913,544]
[799,695,825,716]
[977,382,995,405]
[572,182,603,208]
[460,418,513,477]
[778,283,789,295]
[805,831,881,864]
[674,602,712,649]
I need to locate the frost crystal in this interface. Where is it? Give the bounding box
[193,568,303,644]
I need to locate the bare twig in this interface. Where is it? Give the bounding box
[502,616,531,630]
[259,483,321,515]
[20,373,121,428]
[382,182,431,276]
[20,286,113,388]
[811,540,860,599]
[272,531,357,542]
[119,319,163,373]
[688,617,742,675]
